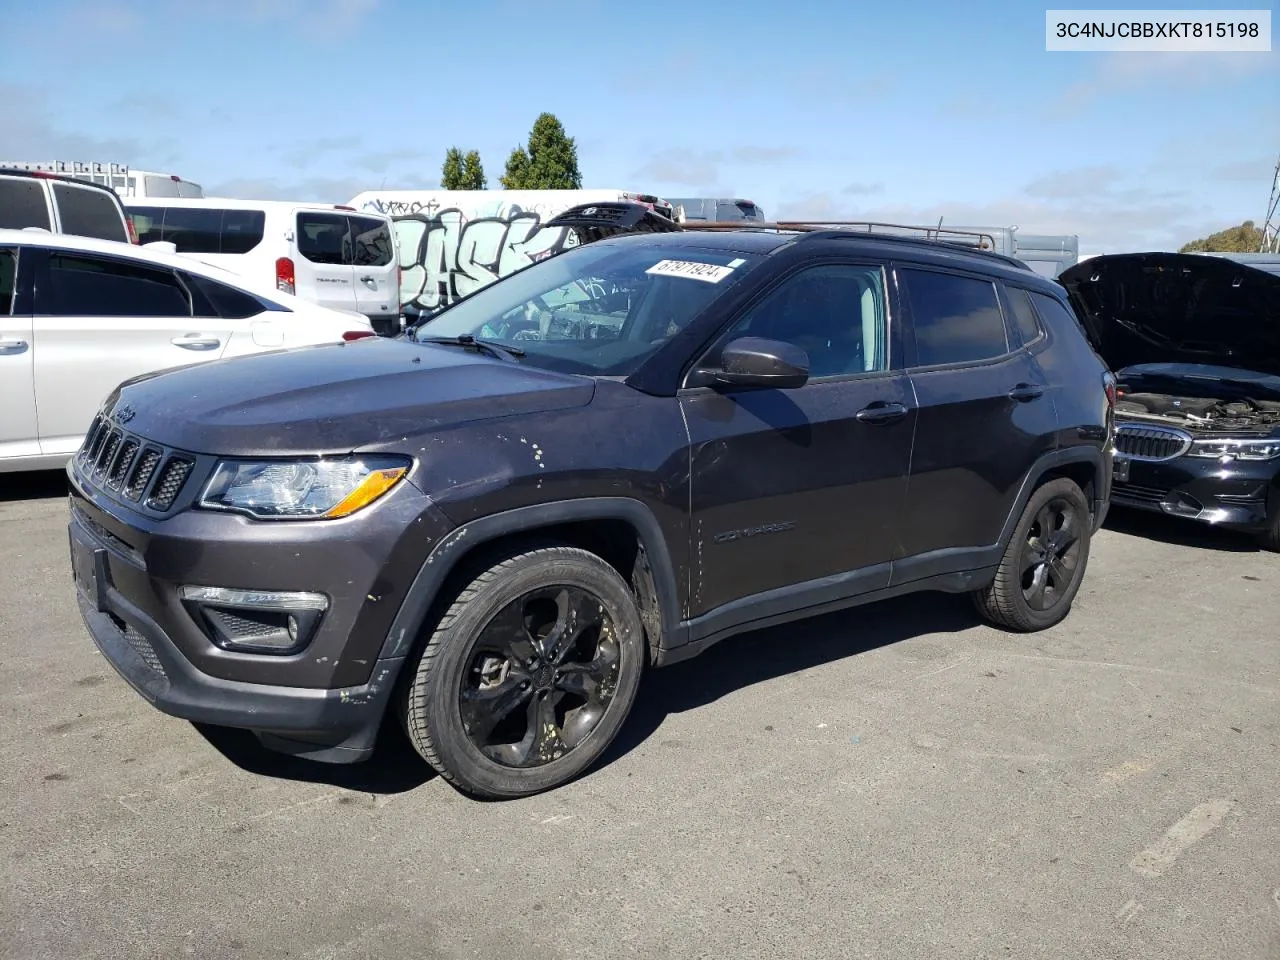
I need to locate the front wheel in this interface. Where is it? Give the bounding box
[401,545,646,799]
[973,477,1093,632]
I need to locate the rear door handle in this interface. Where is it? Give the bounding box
[360,275,376,284]
[0,337,29,355]
[1008,382,1045,401]
[855,401,909,423]
[171,335,222,351]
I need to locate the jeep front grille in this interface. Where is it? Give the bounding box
[1114,423,1192,461]
[76,411,201,514]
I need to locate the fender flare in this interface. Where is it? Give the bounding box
[376,497,683,661]
[997,444,1109,549]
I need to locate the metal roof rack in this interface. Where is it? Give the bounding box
[687,219,1000,249]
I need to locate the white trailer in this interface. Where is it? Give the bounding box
[344,189,675,314]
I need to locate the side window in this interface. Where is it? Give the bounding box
[0,179,52,231]
[187,273,285,319]
[721,263,890,377]
[900,268,1009,367]
[1003,285,1043,346]
[156,206,224,253]
[0,248,16,315]
[1029,291,1093,343]
[51,184,129,243]
[41,253,191,318]
[219,209,266,254]
[349,216,394,266]
[128,206,166,245]
[296,213,351,265]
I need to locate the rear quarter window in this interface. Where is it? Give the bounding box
[51,184,129,242]
[350,216,393,267]
[0,178,52,230]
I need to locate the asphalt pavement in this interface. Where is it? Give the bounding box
[2,469,1277,960]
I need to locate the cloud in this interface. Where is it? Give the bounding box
[353,149,428,174]
[206,173,436,204]
[0,84,181,167]
[1211,156,1278,183]
[280,135,362,168]
[630,145,807,192]
[1055,50,1278,110]
[775,164,1239,253]
[843,182,884,196]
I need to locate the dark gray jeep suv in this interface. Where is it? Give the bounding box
[67,225,1115,798]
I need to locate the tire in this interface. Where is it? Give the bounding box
[401,544,646,799]
[973,477,1093,632]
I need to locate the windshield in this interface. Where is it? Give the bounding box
[414,239,761,376]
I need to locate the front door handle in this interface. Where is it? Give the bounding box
[1008,382,1045,402]
[855,401,909,424]
[171,335,221,351]
[360,275,376,285]
[0,337,29,355]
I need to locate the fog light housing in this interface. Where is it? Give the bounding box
[180,586,329,655]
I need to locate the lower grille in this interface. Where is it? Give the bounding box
[1114,423,1192,461]
[1112,482,1170,504]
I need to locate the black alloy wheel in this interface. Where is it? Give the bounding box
[459,585,621,768]
[973,477,1093,632]
[402,544,646,799]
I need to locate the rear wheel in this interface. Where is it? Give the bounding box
[973,477,1093,632]
[401,545,646,799]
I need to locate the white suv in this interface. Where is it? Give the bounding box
[124,198,403,335]
[0,168,135,244]
[0,229,375,473]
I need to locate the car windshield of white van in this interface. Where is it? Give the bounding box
[414,240,760,376]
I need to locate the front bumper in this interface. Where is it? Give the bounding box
[66,457,454,762]
[1111,450,1279,531]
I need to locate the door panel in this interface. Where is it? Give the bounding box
[0,247,39,460]
[32,250,232,455]
[294,211,358,313]
[681,261,914,618]
[348,214,398,320]
[897,266,1057,562]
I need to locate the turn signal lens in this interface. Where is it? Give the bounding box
[324,467,408,518]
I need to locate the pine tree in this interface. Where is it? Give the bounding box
[461,150,487,189]
[501,113,582,189]
[441,147,466,190]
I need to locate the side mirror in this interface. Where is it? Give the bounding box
[711,336,809,389]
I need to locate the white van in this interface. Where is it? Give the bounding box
[123,198,402,335]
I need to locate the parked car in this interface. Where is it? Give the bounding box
[124,198,402,336]
[0,167,136,244]
[66,224,1115,799]
[1059,251,1280,549]
[0,228,375,473]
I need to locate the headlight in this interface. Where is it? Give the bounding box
[1186,438,1280,461]
[198,456,410,519]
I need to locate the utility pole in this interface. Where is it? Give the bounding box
[1261,153,1280,253]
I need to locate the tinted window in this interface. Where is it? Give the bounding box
[42,254,191,317]
[156,206,223,253]
[187,273,283,319]
[51,185,128,242]
[128,206,164,244]
[901,269,1008,366]
[219,209,265,254]
[350,216,393,266]
[1004,285,1043,346]
[0,249,15,315]
[297,213,350,265]
[1030,291,1091,342]
[0,178,51,230]
[724,263,891,376]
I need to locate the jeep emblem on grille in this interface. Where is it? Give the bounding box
[114,404,135,424]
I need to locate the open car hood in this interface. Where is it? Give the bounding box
[544,201,680,243]
[1058,252,1280,377]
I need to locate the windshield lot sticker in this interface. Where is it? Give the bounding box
[646,259,734,283]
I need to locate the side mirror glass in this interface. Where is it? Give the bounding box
[710,336,809,389]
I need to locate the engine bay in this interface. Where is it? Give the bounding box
[1115,390,1280,433]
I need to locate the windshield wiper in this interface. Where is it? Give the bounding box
[417,334,525,362]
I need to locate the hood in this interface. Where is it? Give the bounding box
[106,337,596,457]
[1058,252,1280,377]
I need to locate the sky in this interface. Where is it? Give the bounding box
[1,0,1276,253]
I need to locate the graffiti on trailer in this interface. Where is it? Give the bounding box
[361,199,581,312]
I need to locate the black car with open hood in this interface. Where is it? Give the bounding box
[1059,252,1280,548]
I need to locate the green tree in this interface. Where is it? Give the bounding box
[441,147,487,190]
[500,112,583,189]
[1179,220,1265,253]
[461,150,487,189]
